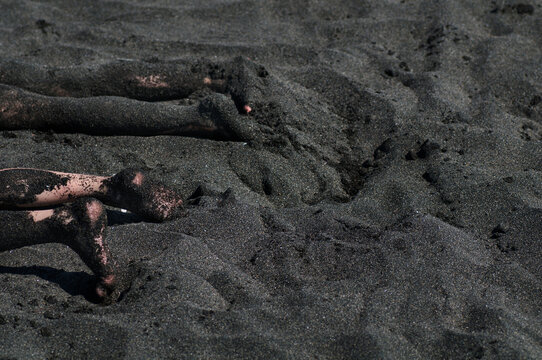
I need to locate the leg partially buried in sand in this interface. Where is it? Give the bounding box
[0,85,254,140]
[1,198,115,299]
[0,57,261,140]
[0,168,184,301]
[0,168,184,222]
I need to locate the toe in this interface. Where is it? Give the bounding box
[95,274,117,303]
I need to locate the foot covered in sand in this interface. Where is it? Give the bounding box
[104,168,184,222]
[198,93,257,142]
[94,274,117,303]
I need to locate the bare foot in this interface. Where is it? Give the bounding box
[104,168,183,222]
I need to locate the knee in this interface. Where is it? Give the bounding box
[0,172,27,207]
[110,168,145,188]
[69,197,106,228]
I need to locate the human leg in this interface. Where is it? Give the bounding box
[0,84,251,140]
[0,198,115,299]
[0,168,183,222]
[0,57,262,140]
[0,58,227,100]
[0,168,108,207]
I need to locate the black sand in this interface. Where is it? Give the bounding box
[1,0,541,358]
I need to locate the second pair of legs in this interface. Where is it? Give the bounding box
[0,168,184,301]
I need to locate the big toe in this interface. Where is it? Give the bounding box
[198,94,256,142]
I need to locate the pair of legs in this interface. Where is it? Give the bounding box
[0,168,183,300]
[0,57,261,140]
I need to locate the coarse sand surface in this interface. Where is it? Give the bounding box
[0,0,541,358]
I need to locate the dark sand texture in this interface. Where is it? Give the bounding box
[1,0,542,358]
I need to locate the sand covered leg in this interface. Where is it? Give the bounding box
[0,168,184,222]
[0,168,108,208]
[0,84,253,140]
[0,58,229,100]
[0,56,265,138]
[0,56,263,103]
[0,198,115,299]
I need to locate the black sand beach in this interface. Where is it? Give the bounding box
[0,0,541,358]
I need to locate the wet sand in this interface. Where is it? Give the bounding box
[0,0,541,358]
